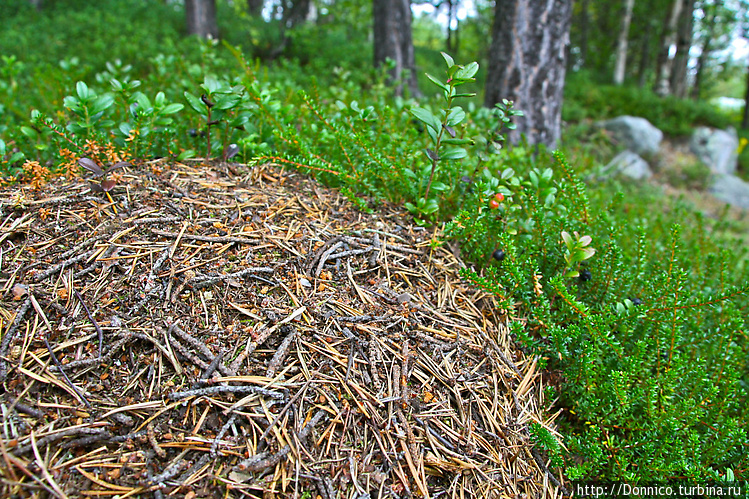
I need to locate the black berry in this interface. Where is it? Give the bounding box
[492,249,506,261]
[630,297,642,306]
[579,269,592,282]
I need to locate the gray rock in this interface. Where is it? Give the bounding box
[710,174,749,208]
[599,116,663,157]
[690,127,738,175]
[604,150,653,180]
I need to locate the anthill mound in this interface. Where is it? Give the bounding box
[0,160,562,498]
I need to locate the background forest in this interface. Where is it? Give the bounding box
[1,0,749,488]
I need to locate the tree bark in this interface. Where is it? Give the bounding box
[186,0,219,39]
[614,0,636,85]
[742,62,749,129]
[484,0,572,149]
[373,0,420,97]
[670,0,695,98]
[655,0,684,96]
[283,0,311,28]
[579,0,589,67]
[691,0,720,99]
[247,0,263,16]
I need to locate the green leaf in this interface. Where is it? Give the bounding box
[177,149,196,160]
[440,147,467,160]
[446,107,466,126]
[421,198,440,214]
[76,81,90,100]
[561,231,573,249]
[455,61,479,80]
[579,235,592,247]
[442,137,474,146]
[581,247,596,259]
[440,52,455,68]
[410,107,441,132]
[63,96,83,113]
[425,73,449,92]
[202,75,221,94]
[20,126,38,139]
[0,139,5,156]
[161,103,184,115]
[430,182,449,192]
[184,91,206,114]
[214,94,241,110]
[91,94,115,115]
[452,92,476,99]
[9,152,24,163]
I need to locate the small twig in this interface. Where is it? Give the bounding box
[235,409,327,472]
[73,289,104,359]
[266,329,297,378]
[30,294,91,407]
[0,296,32,382]
[188,266,275,290]
[168,384,286,401]
[31,248,97,282]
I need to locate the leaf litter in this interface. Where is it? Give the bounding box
[0,160,564,498]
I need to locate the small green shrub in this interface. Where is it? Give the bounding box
[564,72,733,136]
[446,147,749,481]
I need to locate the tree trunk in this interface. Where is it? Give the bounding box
[484,0,572,149]
[579,0,589,67]
[446,0,455,52]
[614,0,636,85]
[186,0,219,39]
[283,0,311,28]
[373,0,420,97]
[742,62,749,129]
[691,0,720,99]
[670,0,695,98]
[247,0,263,16]
[655,0,684,96]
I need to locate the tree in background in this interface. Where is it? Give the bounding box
[373,0,421,97]
[614,0,636,84]
[484,0,572,149]
[655,0,685,96]
[670,0,696,97]
[186,0,219,39]
[248,0,263,16]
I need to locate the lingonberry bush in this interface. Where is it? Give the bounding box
[447,145,749,480]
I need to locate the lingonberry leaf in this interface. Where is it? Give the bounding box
[79,157,103,176]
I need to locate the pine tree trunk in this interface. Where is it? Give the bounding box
[614,0,636,85]
[579,0,589,67]
[691,0,720,99]
[284,0,311,28]
[742,63,749,129]
[670,0,695,98]
[373,0,421,97]
[186,0,218,39]
[247,0,263,16]
[655,0,684,96]
[484,0,572,149]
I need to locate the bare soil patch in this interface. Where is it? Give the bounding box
[0,161,560,498]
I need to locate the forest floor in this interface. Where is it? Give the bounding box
[0,161,562,498]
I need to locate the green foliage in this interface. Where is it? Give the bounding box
[564,72,733,136]
[447,145,749,481]
[406,52,478,223]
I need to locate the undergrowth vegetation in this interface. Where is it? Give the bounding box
[1,0,748,485]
